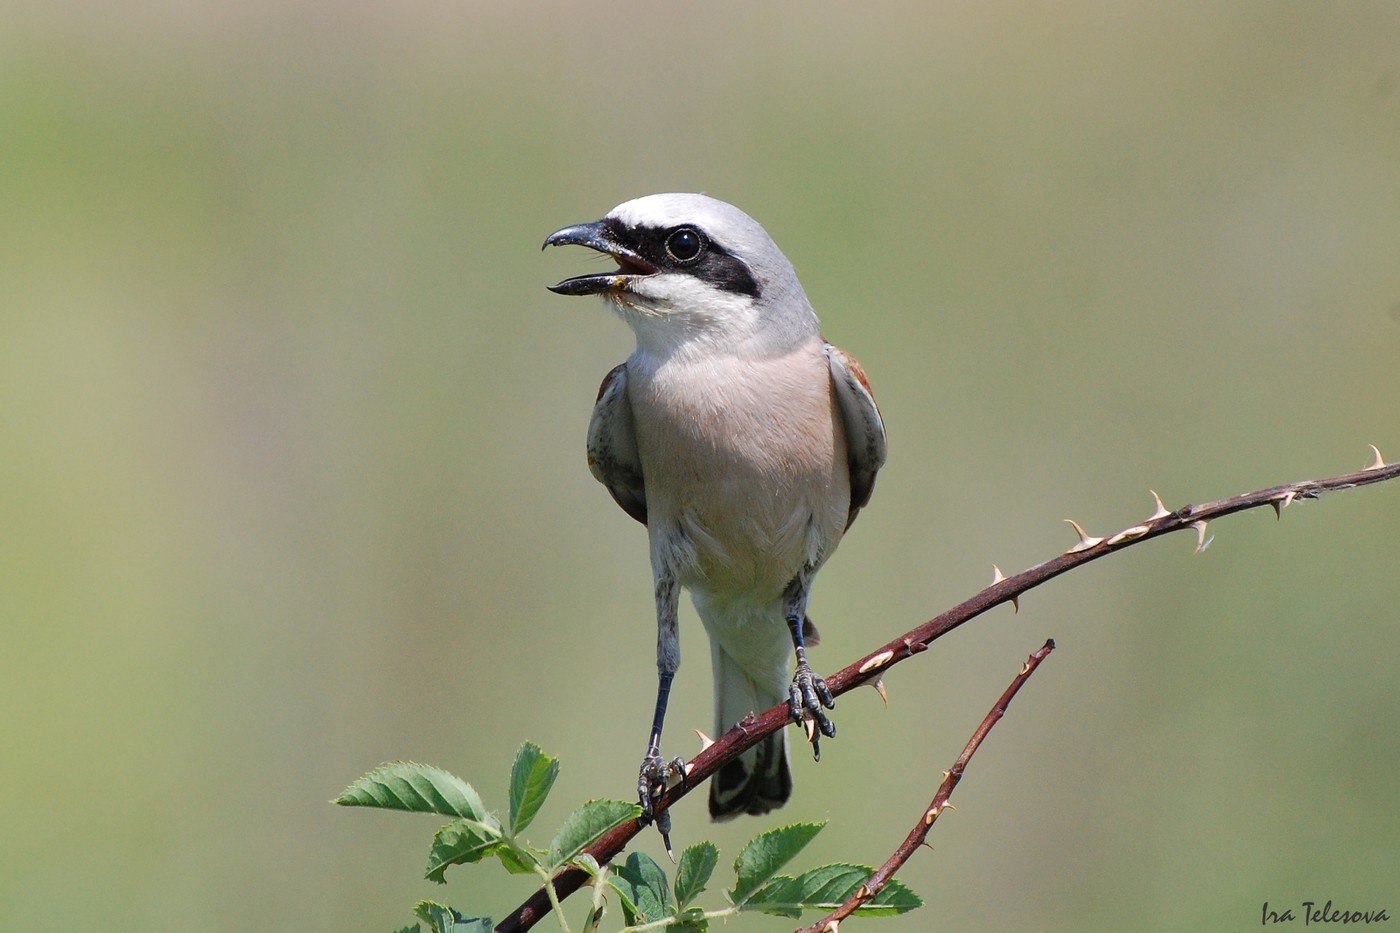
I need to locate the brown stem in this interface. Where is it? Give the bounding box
[497,453,1400,932]
[797,638,1056,932]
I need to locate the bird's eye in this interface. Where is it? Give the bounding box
[665,228,704,263]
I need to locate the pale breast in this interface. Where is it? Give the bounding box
[628,342,850,597]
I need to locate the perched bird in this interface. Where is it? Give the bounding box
[543,194,886,843]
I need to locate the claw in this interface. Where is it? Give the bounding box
[655,808,673,859]
[637,751,685,856]
[790,664,836,761]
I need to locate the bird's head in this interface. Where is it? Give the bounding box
[544,193,818,358]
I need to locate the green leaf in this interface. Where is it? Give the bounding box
[673,840,719,908]
[336,762,491,822]
[547,798,641,868]
[741,863,922,917]
[728,821,826,904]
[508,742,560,835]
[425,819,503,883]
[671,906,709,932]
[571,853,604,879]
[394,926,421,933]
[740,875,800,918]
[495,842,538,875]
[608,852,674,925]
[411,901,493,933]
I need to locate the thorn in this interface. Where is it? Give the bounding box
[1064,518,1105,553]
[821,921,840,933]
[943,802,957,813]
[1271,488,1299,520]
[942,769,952,780]
[991,564,1020,611]
[693,728,715,753]
[871,677,889,707]
[1107,524,1151,546]
[1367,444,1386,470]
[855,884,870,900]
[1020,660,1032,675]
[1148,489,1171,520]
[1191,520,1214,554]
[858,648,895,674]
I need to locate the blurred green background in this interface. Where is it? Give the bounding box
[3,3,1397,930]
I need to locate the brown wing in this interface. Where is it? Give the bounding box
[587,363,647,525]
[825,343,887,529]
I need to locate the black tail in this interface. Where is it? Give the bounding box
[708,731,791,820]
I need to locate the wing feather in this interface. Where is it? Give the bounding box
[587,363,647,525]
[825,343,887,529]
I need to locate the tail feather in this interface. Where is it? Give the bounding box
[708,644,792,820]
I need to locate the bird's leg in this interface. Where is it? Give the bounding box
[639,570,686,856]
[782,569,836,760]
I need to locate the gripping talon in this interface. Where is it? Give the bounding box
[790,664,837,753]
[655,808,673,859]
[638,751,684,847]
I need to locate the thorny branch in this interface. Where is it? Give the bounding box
[498,449,1400,933]
[796,638,1057,933]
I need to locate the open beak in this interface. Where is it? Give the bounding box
[542,221,659,296]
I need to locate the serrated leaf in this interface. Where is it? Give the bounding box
[336,762,491,822]
[740,874,801,918]
[571,853,604,879]
[411,901,493,933]
[508,742,560,835]
[673,840,719,908]
[547,798,640,868]
[608,877,641,925]
[495,842,538,875]
[608,852,673,925]
[728,821,826,904]
[741,863,922,917]
[425,819,503,883]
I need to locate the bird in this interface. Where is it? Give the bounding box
[543,193,886,847]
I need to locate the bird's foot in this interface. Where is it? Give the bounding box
[637,750,687,857]
[789,663,836,760]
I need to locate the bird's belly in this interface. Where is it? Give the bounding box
[634,359,850,599]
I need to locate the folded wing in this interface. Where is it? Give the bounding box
[825,343,888,529]
[587,363,647,525]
